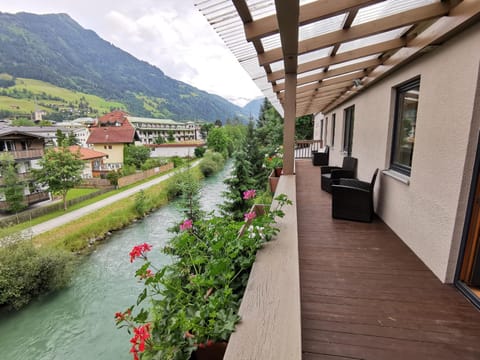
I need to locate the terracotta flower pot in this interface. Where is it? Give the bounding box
[190,342,227,360]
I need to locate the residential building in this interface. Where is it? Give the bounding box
[66,146,107,179]
[127,116,201,144]
[0,127,49,210]
[86,111,138,170]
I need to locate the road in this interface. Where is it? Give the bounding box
[20,162,199,239]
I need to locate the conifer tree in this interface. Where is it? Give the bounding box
[244,121,269,190]
[221,148,254,221]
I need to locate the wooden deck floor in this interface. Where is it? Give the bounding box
[295,160,480,360]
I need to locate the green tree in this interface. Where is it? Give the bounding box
[256,98,283,156]
[167,130,175,143]
[124,145,151,169]
[11,118,35,126]
[244,121,269,190]
[32,147,84,210]
[221,148,254,221]
[67,131,80,145]
[155,135,165,144]
[0,154,26,215]
[207,127,229,157]
[55,129,66,146]
[295,114,314,140]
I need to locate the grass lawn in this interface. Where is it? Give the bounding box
[66,188,98,201]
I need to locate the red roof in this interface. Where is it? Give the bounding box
[86,126,136,144]
[67,146,107,160]
[98,110,129,125]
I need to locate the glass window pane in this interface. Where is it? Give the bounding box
[391,78,420,175]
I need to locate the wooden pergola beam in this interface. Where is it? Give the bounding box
[273,58,381,92]
[259,2,451,66]
[321,0,480,113]
[268,38,405,82]
[244,0,385,42]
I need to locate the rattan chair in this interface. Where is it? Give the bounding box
[312,146,329,166]
[331,168,379,222]
[320,156,357,193]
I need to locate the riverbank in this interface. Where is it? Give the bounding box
[0,164,231,360]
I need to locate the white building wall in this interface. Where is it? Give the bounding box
[150,145,199,158]
[316,22,480,282]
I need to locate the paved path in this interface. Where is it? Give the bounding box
[20,162,199,239]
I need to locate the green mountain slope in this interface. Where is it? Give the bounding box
[0,12,249,122]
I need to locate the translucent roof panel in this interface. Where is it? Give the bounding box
[337,27,410,54]
[328,55,380,70]
[298,14,345,41]
[260,32,282,52]
[246,0,276,21]
[269,60,285,73]
[297,47,333,66]
[352,0,439,26]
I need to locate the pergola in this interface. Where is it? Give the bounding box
[197,0,480,175]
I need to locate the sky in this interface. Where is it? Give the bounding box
[0,0,263,106]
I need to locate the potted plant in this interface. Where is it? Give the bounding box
[115,191,292,360]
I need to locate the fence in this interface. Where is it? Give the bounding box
[294,140,323,159]
[0,187,113,228]
[117,163,174,188]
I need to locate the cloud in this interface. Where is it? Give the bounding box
[1,0,263,106]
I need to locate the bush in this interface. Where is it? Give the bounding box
[121,164,136,176]
[199,151,225,177]
[199,158,218,177]
[0,241,74,310]
[170,156,185,168]
[140,158,168,171]
[194,146,206,158]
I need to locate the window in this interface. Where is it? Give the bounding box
[324,117,329,145]
[331,113,336,147]
[391,78,420,176]
[343,106,354,156]
[108,145,113,149]
[320,119,324,142]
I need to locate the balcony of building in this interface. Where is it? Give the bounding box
[224,159,480,360]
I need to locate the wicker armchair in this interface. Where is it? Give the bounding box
[312,146,329,166]
[331,168,379,222]
[320,156,357,193]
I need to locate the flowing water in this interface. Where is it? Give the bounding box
[0,164,231,360]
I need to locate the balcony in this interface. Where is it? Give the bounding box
[225,160,480,360]
[8,149,44,160]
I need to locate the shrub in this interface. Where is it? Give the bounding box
[134,190,149,216]
[0,241,74,310]
[121,164,137,176]
[194,146,206,158]
[199,158,218,177]
[141,158,168,171]
[170,156,185,168]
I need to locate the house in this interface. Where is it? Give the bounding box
[66,146,107,179]
[0,127,49,210]
[199,1,480,359]
[86,111,138,170]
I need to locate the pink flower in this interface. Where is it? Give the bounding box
[179,219,193,231]
[129,243,152,263]
[244,211,256,222]
[243,189,256,200]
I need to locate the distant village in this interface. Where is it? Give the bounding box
[0,110,205,209]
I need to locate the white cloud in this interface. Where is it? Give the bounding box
[0,0,263,106]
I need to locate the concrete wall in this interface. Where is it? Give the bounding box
[316,23,480,282]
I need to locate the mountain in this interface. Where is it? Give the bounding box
[242,98,263,120]
[0,12,251,122]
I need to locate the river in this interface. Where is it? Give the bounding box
[0,163,231,360]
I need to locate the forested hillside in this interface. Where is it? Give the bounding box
[0,12,252,122]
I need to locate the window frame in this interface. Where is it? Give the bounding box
[390,77,420,176]
[343,106,354,156]
[331,113,336,147]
